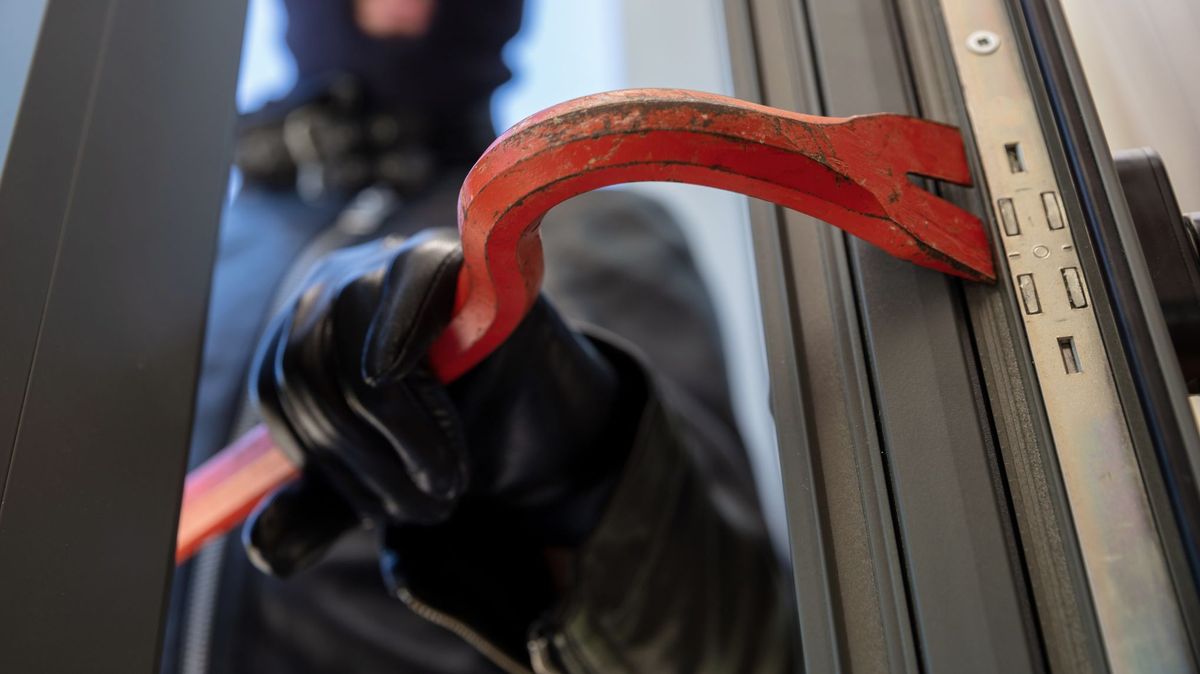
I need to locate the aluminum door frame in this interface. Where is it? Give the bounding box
[724,0,1040,671]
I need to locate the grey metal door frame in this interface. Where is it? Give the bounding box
[724,0,1039,670]
[725,0,1200,671]
[0,0,246,670]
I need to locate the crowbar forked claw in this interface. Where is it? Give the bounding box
[176,88,995,563]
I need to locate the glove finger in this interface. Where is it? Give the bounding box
[352,229,469,514]
[351,363,468,513]
[287,251,465,523]
[257,293,418,522]
[362,228,463,386]
[275,297,431,519]
[252,233,467,527]
[251,311,308,466]
[242,472,361,577]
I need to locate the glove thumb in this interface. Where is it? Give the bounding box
[361,228,463,386]
[242,472,361,577]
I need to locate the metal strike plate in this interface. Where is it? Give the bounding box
[939,0,1192,670]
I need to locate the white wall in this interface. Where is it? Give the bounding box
[614,0,785,547]
[491,1,624,129]
[1061,0,1200,212]
[235,0,292,113]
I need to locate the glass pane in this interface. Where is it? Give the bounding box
[0,1,48,180]
[168,1,795,672]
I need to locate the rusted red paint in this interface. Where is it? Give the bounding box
[176,88,995,563]
[430,89,993,381]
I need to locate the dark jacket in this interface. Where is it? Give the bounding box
[162,171,796,672]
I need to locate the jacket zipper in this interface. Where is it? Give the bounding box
[397,588,534,674]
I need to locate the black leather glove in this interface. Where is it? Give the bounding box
[243,228,637,577]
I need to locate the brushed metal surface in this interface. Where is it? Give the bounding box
[940,0,1192,669]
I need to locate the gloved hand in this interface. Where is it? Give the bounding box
[243,228,636,577]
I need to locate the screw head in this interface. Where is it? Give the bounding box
[966,30,1001,55]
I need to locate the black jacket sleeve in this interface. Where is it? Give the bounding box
[373,190,799,673]
[527,348,798,674]
[389,337,798,674]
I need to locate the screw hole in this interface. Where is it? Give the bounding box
[966,30,1001,55]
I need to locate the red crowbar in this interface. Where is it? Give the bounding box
[176,88,995,563]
